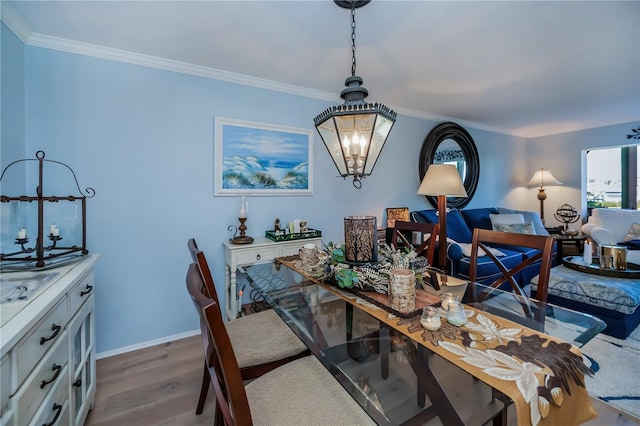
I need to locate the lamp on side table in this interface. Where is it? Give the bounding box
[528,168,562,225]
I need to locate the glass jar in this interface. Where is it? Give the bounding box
[447,301,467,326]
[441,292,458,311]
[420,306,442,331]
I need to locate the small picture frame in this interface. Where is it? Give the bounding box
[386,207,410,228]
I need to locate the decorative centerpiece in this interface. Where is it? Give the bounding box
[309,242,430,295]
[554,204,581,235]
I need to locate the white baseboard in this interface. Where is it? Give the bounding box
[96,329,200,360]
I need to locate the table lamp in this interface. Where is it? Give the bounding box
[527,168,562,224]
[417,164,467,268]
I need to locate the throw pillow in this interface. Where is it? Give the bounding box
[498,207,549,236]
[623,223,640,242]
[489,213,525,231]
[494,222,536,235]
[454,241,506,258]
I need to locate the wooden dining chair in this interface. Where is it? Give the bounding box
[391,221,439,265]
[185,262,376,426]
[187,238,309,415]
[467,228,555,321]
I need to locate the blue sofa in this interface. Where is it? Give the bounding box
[411,207,556,290]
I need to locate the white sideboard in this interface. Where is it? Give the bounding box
[0,255,99,426]
[223,237,322,321]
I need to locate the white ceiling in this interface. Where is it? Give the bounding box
[3,0,639,138]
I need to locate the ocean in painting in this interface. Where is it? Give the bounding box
[222,156,309,189]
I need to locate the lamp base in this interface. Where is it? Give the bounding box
[230,236,254,245]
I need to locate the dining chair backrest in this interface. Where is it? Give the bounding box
[187,238,218,303]
[391,221,439,266]
[186,262,252,425]
[468,228,555,303]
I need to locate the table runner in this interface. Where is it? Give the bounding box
[279,258,598,426]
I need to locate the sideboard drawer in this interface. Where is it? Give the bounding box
[14,331,68,425]
[14,298,67,390]
[68,272,94,317]
[29,365,69,426]
[236,247,279,265]
[0,354,9,414]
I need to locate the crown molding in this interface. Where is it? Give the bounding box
[25,31,341,104]
[1,2,31,43]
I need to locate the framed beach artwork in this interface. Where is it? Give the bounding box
[214,117,313,196]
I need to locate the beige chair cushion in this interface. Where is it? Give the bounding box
[246,356,376,426]
[227,309,307,368]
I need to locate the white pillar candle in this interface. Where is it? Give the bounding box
[583,240,592,264]
[52,225,60,237]
[17,228,27,239]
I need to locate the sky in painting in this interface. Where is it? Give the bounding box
[222,124,308,164]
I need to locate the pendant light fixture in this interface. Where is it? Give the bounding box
[314,0,397,188]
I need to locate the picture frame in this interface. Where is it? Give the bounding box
[386,207,410,228]
[214,117,313,196]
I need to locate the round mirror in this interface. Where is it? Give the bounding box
[419,122,479,209]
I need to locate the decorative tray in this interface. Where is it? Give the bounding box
[353,288,441,318]
[265,229,322,242]
[562,256,640,279]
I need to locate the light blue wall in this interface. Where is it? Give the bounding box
[1,22,25,191]
[2,21,637,354]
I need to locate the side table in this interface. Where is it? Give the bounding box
[223,236,322,320]
[553,233,587,264]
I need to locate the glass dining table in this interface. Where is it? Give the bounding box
[241,258,606,426]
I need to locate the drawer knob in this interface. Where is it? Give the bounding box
[40,364,62,389]
[40,324,61,345]
[80,284,93,296]
[42,403,63,426]
[256,254,261,260]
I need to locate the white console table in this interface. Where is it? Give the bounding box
[223,237,322,320]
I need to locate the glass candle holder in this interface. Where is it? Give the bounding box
[420,306,442,331]
[440,292,458,311]
[446,301,467,326]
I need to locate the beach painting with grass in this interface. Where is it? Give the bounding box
[215,117,313,196]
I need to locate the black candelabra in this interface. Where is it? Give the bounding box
[1,151,95,268]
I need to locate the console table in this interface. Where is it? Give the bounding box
[223,237,322,320]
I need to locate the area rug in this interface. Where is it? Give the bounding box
[581,324,640,418]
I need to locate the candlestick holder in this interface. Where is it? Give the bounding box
[229,218,254,245]
[14,238,36,254]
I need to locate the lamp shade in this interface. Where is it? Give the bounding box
[417,164,468,197]
[527,169,562,188]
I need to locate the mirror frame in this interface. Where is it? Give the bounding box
[418,122,480,209]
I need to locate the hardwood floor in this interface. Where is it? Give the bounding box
[85,335,216,425]
[86,335,639,425]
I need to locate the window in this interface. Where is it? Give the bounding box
[586,144,639,209]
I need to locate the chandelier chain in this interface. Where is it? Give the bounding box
[351,4,357,76]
